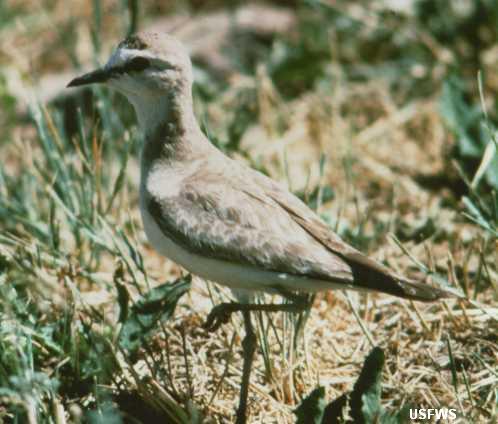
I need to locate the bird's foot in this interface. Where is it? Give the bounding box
[203,302,239,332]
[203,296,312,332]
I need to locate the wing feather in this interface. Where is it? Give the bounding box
[146,157,457,301]
[258,173,457,301]
[146,175,353,283]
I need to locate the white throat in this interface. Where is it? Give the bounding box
[128,92,169,136]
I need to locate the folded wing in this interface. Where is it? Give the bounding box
[254,171,458,301]
[146,166,354,286]
[148,159,458,301]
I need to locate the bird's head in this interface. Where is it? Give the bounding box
[68,32,194,132]
[68,32,193,99]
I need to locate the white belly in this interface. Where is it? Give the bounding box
[139,204,344,295]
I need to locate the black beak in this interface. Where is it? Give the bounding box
[67,68,110,87]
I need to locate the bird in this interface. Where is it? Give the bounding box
[67,32,459,424]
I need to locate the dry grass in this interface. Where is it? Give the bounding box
[0,1,496,423]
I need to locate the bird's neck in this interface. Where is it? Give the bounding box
[134,86,195,137]
[135,87,208,165]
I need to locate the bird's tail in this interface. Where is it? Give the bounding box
[385,275,462,302]
[343,251,463,302]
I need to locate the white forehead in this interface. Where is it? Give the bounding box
[105,48,155,69]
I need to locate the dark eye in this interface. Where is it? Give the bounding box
[126,56,150,72]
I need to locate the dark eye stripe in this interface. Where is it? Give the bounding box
[109,56,151,77]
[124,56,150,72]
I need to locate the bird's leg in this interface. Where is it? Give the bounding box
[203,294,311,423]
[203,295,311,332]
[235,310,256,424]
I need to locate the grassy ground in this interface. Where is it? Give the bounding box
[0,1,497,423]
